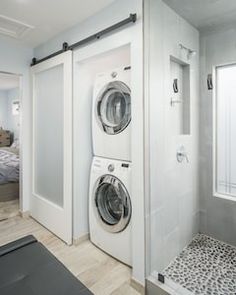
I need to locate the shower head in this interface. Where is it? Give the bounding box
[188,49,197,59]
[179,43,196,60]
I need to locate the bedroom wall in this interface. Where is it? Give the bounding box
[0,90,8,130]
[7,88,20,140]
[0,88,20,141]
[0,35,33,212]
[34,0,145,285]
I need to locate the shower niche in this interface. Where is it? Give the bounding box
[170,56,190,135]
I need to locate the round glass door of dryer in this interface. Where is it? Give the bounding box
[94,175,131,233]
[96,81,131,135]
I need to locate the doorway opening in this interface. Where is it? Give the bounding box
[0,72,21,221]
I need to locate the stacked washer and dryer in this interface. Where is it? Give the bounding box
[89,66,132,266]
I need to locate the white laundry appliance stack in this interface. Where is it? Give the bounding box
[89,65,132,266]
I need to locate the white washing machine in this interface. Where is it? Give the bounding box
[89,156,132,266]
[92,66,131,161]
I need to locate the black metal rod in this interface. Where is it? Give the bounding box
[31,13,137,66]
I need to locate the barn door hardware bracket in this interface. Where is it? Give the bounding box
[62,42,69,51]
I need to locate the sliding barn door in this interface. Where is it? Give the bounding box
[31,51,72,244]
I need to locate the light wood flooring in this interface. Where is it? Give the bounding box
[0,199,19,221]
[0,215,140,295]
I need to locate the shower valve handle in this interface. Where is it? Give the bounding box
[177,146,189,163]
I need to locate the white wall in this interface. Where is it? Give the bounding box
[145,0,199,275]
[34,0,145,286]
[7,88,20,140]
[73,45,130,238]
[34,0,140,59]
[0,88,20,141]
[0,90,8,129]
[0,35,33,212]
[200,28,236,246]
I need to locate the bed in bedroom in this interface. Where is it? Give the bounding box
[0,146,19,202]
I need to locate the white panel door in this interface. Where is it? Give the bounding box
[31,51,72,244]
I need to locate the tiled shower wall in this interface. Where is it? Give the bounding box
[147,0,200,274]
[199,28,236,246]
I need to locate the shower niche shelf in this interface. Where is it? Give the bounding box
[170,56,190,135]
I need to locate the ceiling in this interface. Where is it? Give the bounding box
[0,0,115,47]
[163,0,236,32]
[0,73,19,91]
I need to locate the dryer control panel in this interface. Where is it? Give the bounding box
[108,164,115,172]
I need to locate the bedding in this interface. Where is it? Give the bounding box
[11,139,20,149]
[0,147,19,185]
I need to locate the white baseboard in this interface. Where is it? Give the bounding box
[19,210,30,218]
[131,277,145,295]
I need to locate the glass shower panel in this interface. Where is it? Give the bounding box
[216,65,236,196]
[34,64,64,207]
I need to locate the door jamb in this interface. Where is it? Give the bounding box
[0,71,23,212]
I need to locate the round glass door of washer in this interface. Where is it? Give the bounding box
[94,175,131,233]
[96,81,131,135]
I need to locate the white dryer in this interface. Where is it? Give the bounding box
[89,156,132,266]
[92,66,131,161]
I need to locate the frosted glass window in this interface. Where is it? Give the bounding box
[34,64,64,207]
[216,64,236,197]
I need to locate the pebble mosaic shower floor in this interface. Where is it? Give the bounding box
[163,234,236,295]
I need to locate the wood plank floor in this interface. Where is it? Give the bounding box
[0,215,140,295]
[0,199,19,221]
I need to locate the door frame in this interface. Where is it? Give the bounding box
[0,71,23,211]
